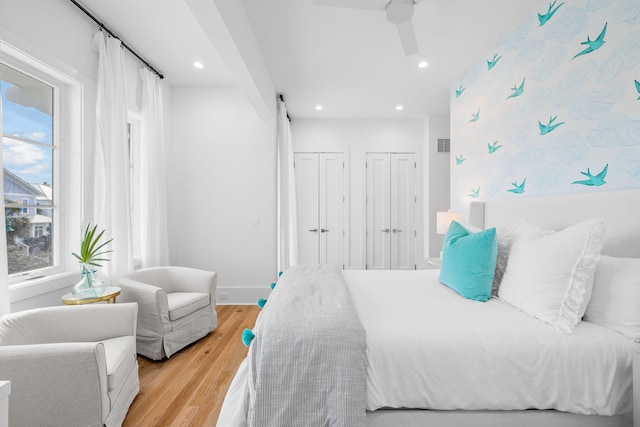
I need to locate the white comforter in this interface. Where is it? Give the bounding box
[343,269,633,416]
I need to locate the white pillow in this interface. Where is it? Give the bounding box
[498,218,605,333]
[585,256,640,341]
[492,218,552,295]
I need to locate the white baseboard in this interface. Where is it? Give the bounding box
[216,287,272,305]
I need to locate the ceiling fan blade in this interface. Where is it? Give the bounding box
[313,0,387,12]
[396,20,419,56]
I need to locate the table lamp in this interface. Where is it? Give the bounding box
[436,211,463,259]
[436,211,463,234]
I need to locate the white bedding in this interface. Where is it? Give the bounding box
[343,269,633,416]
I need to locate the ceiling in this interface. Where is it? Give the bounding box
[76,0,544,119]
[75,0,235,87]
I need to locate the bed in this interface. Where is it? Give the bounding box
[218,189,640,427]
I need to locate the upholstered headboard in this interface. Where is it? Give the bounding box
[469,189,640,257]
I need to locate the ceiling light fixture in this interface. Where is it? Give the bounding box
[315,105,323,111]
[396,105,404,111]
[418,60,429,69]
[193,61,204,69]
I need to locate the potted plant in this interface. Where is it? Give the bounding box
[71,224,113,298]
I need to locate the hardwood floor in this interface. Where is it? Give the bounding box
[123,305,260,427]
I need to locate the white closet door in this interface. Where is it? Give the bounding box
[390,153,416,270]
[295,152,345,266]
[295,153,319,264]
[319,153,344,265]
[366,153,391,269]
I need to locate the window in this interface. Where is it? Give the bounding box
[1,62,56,277]
[127,113,142,267]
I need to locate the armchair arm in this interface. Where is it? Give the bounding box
[165,267,217,297]
[0,342,109,426]
[117,277,171,337]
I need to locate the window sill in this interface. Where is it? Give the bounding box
[9,271,80,304]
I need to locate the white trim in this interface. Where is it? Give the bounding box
[9,271,79,303]
[216,287,271,305]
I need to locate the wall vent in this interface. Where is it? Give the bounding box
[437,138,450,153]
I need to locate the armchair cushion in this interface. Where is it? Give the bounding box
[102,335,137,397]
[167,292,210,321]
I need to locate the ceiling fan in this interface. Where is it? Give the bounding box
[313,0,423,56]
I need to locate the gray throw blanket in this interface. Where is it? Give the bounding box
[247,264,367,427]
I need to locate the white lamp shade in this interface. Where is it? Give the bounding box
[436,211,463,234]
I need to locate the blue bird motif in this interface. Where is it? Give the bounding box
[538,115,565,135]
[538,1,564,26]
[469,187,480,198]
[572,164,608,186]
[455,155,466,165]
[635,79,640,100]
[487,53,502,70]
[455,85,465,98]
[507,179,526,194]
[572,23,607,60]
[488,140,503,154]
[469,109,480,122]
[507,77,525,99]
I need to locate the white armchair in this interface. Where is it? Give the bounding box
[117,266,217,360]
[0,302,139,427]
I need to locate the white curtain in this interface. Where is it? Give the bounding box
[0,94,10,315]
[92,31,133,282]
[139,68,169,267]
[276,97,298,272]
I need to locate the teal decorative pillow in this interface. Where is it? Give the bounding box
[439,221,498,302]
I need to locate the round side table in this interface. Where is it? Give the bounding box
[61,286,121,305]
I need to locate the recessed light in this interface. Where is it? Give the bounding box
[315,105,323,111]
[193,61,204,69]
[396,105,404,111]
[418,60,429,69]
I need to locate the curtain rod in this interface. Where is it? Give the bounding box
[68,0,164,80]
[278,94,291,121]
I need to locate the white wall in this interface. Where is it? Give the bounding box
[291,119,425,269]
[427,114,451,257]
[168,86,276,304]
[0,0,153,311]
[451,0,640,211]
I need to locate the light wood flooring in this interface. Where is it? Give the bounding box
[123,305,260,427]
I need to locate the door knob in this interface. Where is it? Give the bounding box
[381,229,390,233]
[320,228,329,233]
[309,229,318,232]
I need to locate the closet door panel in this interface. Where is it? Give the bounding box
[391,153,416,270]
[366,153,391,270]
[295,153,319,264]
[319,153,344,266]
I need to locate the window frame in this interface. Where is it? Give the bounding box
[2,61,59,282]
[1,41,82,290]
[127,110,142,269]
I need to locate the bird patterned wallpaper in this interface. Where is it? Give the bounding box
[450,0,640,212]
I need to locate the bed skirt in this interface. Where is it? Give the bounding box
[218,358,633,427]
